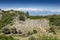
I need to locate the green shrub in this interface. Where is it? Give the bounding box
[18,30,22,34]
[28,36,36,40]
[50,27,56,34]
[19,16,25,21]
[28,35,60,40]
[49,17,55,22]
[11,27,17,34]
[2,28,10,34]
[0,35,15,40]
[28,31,32,35]
[27,31,33,35]
[33,30,37,34]
[38,35,59,40]
[0,13,15,29]
[26,11,29,18]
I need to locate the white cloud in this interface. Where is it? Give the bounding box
[3,8,48,11]
[3,8,60,12]
[9,8,41,11]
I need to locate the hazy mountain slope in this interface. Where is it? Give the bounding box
[29,11,60,16]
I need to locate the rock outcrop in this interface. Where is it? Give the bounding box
[5,15,50,34]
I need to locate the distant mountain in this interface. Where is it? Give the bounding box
[28,11,60,16]
[2,8,60,16]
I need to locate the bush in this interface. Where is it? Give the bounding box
[0,35,15,40]
[49,27,56,34]
[0,13,15,29]
[2,28,10,34]
[28,34,60,40]
[28,31,32,35]
[33,30,37,34]
[38,35,59,40]
[27,31,33,35]
[28,36,36,40]
[11,27,18,34]
[18,30,22,34]
[49,17,55,22]
[26,11,29,18]
[19,16,25,21]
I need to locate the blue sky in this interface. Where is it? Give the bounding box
[0,0,60,15]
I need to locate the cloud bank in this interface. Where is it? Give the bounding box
[3,8,60,12]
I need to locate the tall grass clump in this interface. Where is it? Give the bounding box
[28,36,36,40]
[28,34,60,40]
[38,34,60,40]
[0,35,15,40]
